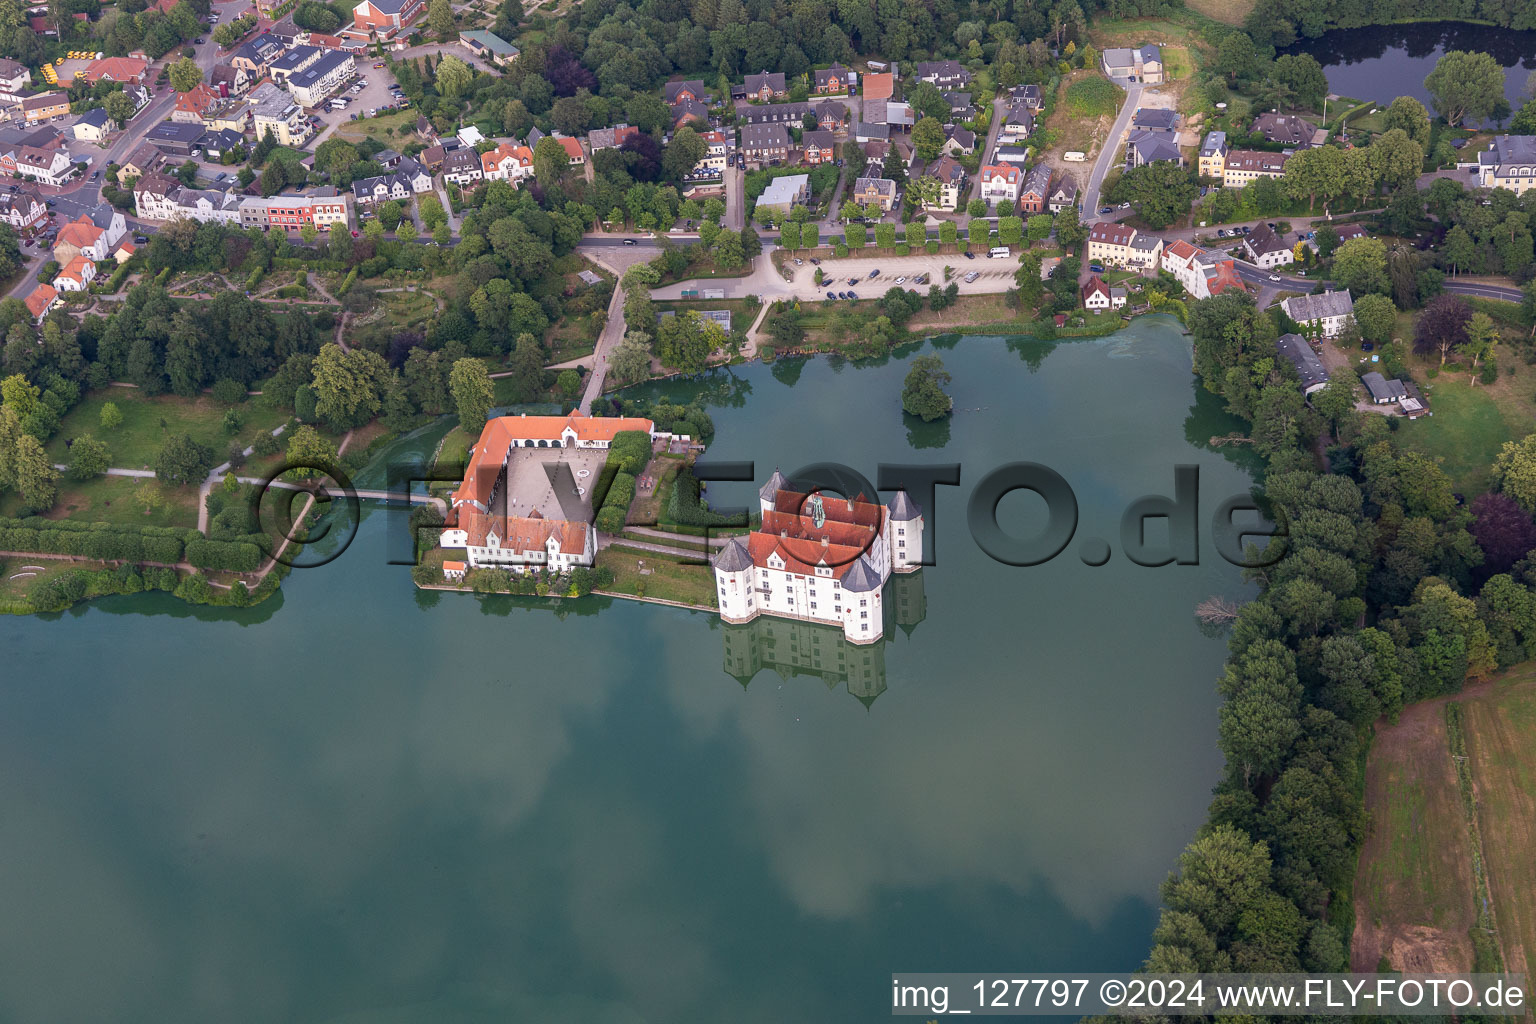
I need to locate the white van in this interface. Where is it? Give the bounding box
[988,246,1011,258]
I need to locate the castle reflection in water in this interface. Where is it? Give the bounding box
[720,570,927,707]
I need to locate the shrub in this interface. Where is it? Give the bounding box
[211,378,247,404]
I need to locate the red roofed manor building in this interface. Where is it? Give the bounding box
[711,470,924,643]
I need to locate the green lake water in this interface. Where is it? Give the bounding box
[1,316,1258,1023]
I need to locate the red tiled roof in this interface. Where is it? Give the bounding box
[1164,238,1198,262]
[863,73,893,101]
[1089,222,1135,244]
[458,509,588,552]
[453,413,655,508]
[55,217,102,251]
[24,283,56,317]
[556,136,583,160]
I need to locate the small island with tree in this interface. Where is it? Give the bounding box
[901,355,954,422]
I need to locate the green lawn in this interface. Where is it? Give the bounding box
[595,544,718,607]
[334,108,419,145]
[1397,378,1518,495]
[0,473,200,529]
[1064,76,1119,119]
[46,391,291,473]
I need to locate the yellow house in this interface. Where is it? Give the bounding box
[1198,131,1227,180]
[1222,150,1289,189]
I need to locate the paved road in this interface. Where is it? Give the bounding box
[725,163,746,231]
[1444,279,1524,303]
[1082,82,1141,223]
[580,268,628,411]
[968,93,1008,207]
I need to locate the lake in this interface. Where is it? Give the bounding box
[0,318,1257,1023]
[1293,21,1536,121]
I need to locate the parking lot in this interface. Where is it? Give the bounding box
[787,251,1023,297]
[306,63,412,150]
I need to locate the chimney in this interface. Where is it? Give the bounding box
[821,536,829,548]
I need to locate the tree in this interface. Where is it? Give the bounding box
[912,116,944,160]
[428,0,454,37]
[104,90,135,127]
[1352,293,1396,343]
[1107,161,1199,229]
[532,136,570,187]
[1215,32,1261,83]
[1382,95,1432,151]
[1369,129,1424,191]
[1311,374,1358,441]
[155,432,214,486]
[901,354,953,421]
[285,424,339,480]
[655,311,725,373]
[435,54,473,99]
[1442,225,1476,275]
[1425,50,1505,127]
[448,357,495,434]
[1495,433,1536,514]
[100,401,123,431]
[12,433,55,511]
[1280,145,1344,212]
[168,56,203,92]
[661,126,707,182]
[610,335,652,385]
[1460,311,1499,370]
[66,434,111,481]
[1414,293,1472,365]
[1332,237,1389,296]
[1471,493,1536,574]
[133,481,164,516]
[1272,53,1327,110]
[311,344,389,429]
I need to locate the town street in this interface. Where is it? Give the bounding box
[1081,82,1141,222]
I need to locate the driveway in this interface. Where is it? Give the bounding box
[1082,82,1140,221]
[967,93,1008,207]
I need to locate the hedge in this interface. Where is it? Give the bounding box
[184,537,263,572]
[668,467,745,528]
[0,518,185,563]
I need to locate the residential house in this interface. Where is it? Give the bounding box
[210,62,252,98]
[741,122,790,166]
[199,127,246,160]
[53,214,111,264]
[999,99,1035,141]
[1242,222,1293,268]
[1081,275,1113,310]
[53,253,96,292]
[1276,333,1329,395]
[24,284,58,321]
[1362,371,1408,404]
[922,155,966,211]
[1018,164,1052,214]
[202,99,249,134]
[232,34,285,78]
[419,143,446,172]
[21,93,70,124]
[241,188,349,229]
[481,141,534,182]
[912,60,970,89]
[800,129,837,165]
[851,176,897,211]
[1126,128,1181,167]
[1282,289,1355,338]
[741,101,810,125]
[1251,111,1319,147]
[415,115,437,142]
[1087,221,1139,268]
[133,172,181,219]
[1474,135,1536,196]
[172,84,221,124]
[0,59,30,95]
[587,122,638,151]
[942,92,971,116]
[743,70,787,102]
[812,100,847,131]
[1198,130,1228,179]
[1101,44,1163,83]
[118,142,167,184]
[442,146,483,186]
[250,82,310,147]
[693,130,729,174]
[1016,83,1043,112]
[555,135,584,165]
[1222,149,1288,188]
[663,80,708,105]
[459,29,519,65]
[269,45,323,86]
[79,57,149,86]
[171,187,244,225]
[1048,174,1078,213]
[941,125,976,156]
[72,108,111,143]
[1333,223,1368,244]
[813,63,853,94]
[287,51,356,106]
[1131,107,1179,131]
[756,173,809,214]
[1162,239,1243,298]
[670,97,709,128]
[995,144,1031,166]
[351,0,423,38]
[979,163,1021,204]
[0,186,45,230]
[14,145,74,186]
[1128,233,1164,269]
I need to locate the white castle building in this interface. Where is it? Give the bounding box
[711,470,923,643]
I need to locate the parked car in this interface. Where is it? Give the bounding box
[868,269,879,278]
[792,257,803,265]
[194,37,204,44]
[846,291,857,299]
[894,276,905,284]
[1088,263,1104,272]
[1099,206,1113,214]
[963,270,979,282]
[374,62,385,68]
[848,277,859,284]
[809,257,819,265]
[133,235,149,245]
[827,291,837,300]
[963,250,975,259]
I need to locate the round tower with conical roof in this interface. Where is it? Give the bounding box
[711,535,757,623]
[885,490,923,573]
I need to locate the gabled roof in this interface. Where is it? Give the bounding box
[1082,274,1111,299]
[862,73,893,100]
[24,283,57,317]
[1244,222,1289,256]
[1283,289,1354,322]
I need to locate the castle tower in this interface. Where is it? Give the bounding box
[711,535,757,623]
[839,554,885,643]
[885,490,924,573]
[758,468,787,514]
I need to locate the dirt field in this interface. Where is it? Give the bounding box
[1354,666,1536,978]
[1352,698,1477,972]
[1462,670,1536,982]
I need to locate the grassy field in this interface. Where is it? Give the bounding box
[595,544,717,607]
[1461,668,1536,982]
[1352,698,1477,971]
[1046,71,1118,163]
[333,108,418,145]
[1396,380,1515,495]
[1182,0,1254,25]
[1064,75,1120,118]
[0,474,199,529]
[45,392,289,474]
